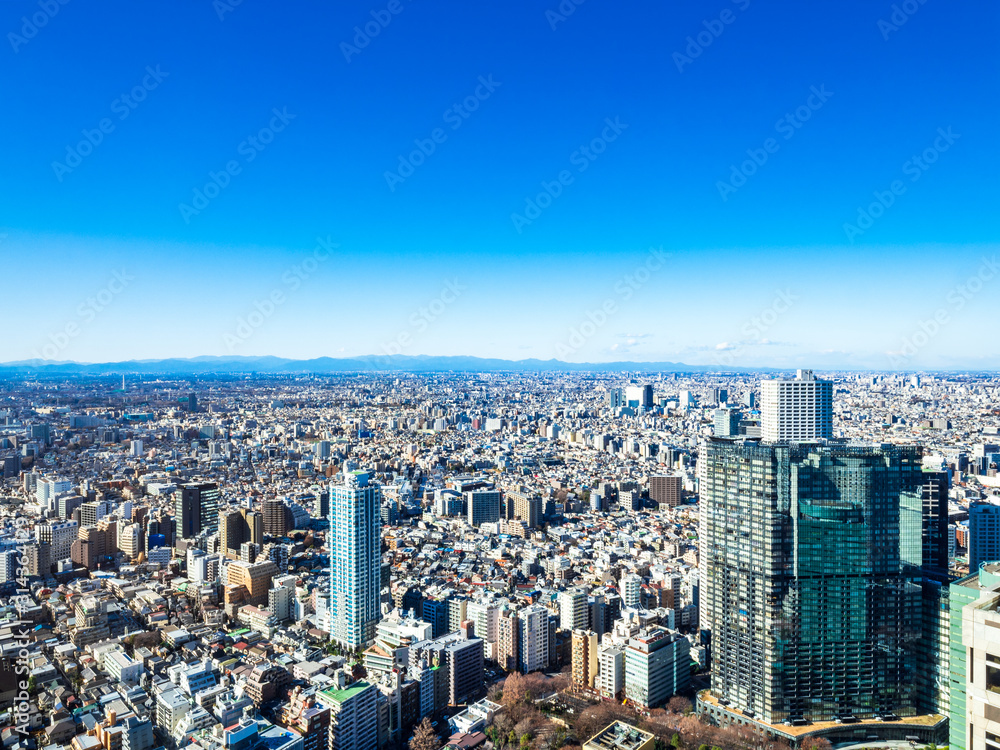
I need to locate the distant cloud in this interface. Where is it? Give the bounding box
[715,342,736,351]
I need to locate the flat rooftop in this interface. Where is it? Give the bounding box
[698,692,945,739]
[584,721,654,750]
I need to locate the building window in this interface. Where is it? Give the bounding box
[988,660,1000,694]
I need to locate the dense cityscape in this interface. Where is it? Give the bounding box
[0,367,997,750]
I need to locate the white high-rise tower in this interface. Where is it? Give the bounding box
[760,369,833,442]
[329,467,382,648]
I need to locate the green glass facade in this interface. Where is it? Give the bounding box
[702,439,947,724]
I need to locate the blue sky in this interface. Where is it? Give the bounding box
[1,0,998,369]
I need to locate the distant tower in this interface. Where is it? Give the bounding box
[760,369,832,442]
[175,483,220,539]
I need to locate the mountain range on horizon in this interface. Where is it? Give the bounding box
[0,354,764,375]
[0,354,985,376]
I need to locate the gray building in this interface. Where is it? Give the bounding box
[466,489,501,527]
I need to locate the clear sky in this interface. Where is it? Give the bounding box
[1,0,998,369]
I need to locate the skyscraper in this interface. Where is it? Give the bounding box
[968,501,1000,573]
[175,482,220,539]
[466,489,501,527]
[760,369,833,442]
[607,388,625,409]
[712,407,741,437]
[625,384,653,409]
[699,438,939,729]
[329,467,382,648]
[220,508,263,559]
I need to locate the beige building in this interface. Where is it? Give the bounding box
[226,559,279,608]
[571,629,599,689]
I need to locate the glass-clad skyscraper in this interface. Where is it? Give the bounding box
[329,467,382,648]
[700,438,945,724]
[175,482,220,539]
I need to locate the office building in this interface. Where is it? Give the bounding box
[760,369,833,442]
[36,476,71,507]
[712,407,741,437]
[951,565,1000,750]
[79,498,113,527]
[699,438,945,733]
[175,482,220,539]
[969,501,1000,573]
[625,384,653,410]
[624,627,690,709]
[466,489,501,527]
[329,468,382,647]
[35,520,78,566]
